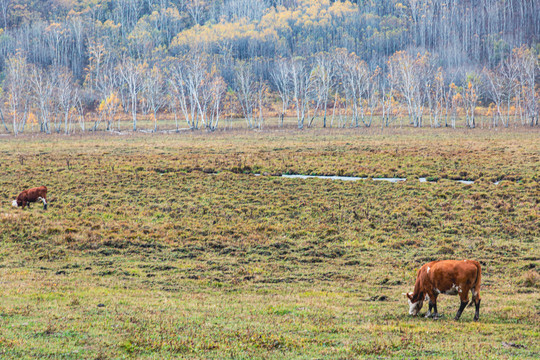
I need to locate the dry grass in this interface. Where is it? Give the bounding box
[0,127,538,358]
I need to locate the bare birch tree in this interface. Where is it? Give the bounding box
[143,64,166,131]
[169,59,197,129]
[118,56,147,131]
[207,71,226,131]
[389,51,431,127]
[501,56,519,127]
[73,88,85,132]
[483,65,506,127]
[4,53,29,135]
[30,64,56,133]
[56,67,75,134]
[380,65,396,128]
[234,60,257,129]
[290,57,315,129]
[511,46,538,126]
[271,58,292,127]
[428,67,444,127]
[169,53,207,130]
[311,52,335,128]
[255,79,268,129]
[340,52,370,127]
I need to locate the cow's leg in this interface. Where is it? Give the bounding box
[473,299,481,321]
[426,302,439,318]
[425,302,433,318]
[39,197,47,210]
[472,286,481,321]
[454,300,468,320]
[427,292,439,319]
[455,291,470,321]
[431,301,440,320]
[22,201,27,209]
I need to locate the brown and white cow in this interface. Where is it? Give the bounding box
[403,260,481,321]
[12,186,48,210]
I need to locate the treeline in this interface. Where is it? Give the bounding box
[0,0,538,133]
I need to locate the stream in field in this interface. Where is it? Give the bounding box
[280,174,470,183]
[228,173,504,184]
[278,174,499,185]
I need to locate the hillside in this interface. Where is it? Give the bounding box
[0,0,538,133]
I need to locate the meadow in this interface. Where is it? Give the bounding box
[0,126,538,359]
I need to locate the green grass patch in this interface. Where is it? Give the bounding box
[0,128,538,358]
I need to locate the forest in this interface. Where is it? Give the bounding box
[0,0,538,133]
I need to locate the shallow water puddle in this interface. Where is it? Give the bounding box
[372,177,406,183]
[282,174,475,184]
[221,173,503,184]
[281,174,369,181]
[419,177,474,184]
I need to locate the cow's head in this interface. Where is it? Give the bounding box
[11,199,19,207]
[403,292,423,316]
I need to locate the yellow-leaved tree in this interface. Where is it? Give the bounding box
[99,92,121,131]
[27,112,38,132]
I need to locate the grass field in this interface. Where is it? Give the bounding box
[0,127,538,359]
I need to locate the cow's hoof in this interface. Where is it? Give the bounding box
[432,314,440,320]
[473,317,479,322]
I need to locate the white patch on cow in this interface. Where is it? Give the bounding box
[434,288,441,294]
[408,298,416,315]
[407,292,422,316]
[11,200,18,207]
[427,267,430,274]
[445,283,459,295]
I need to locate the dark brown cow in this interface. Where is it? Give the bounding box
[12,186,48,210]
[403,260,481,321]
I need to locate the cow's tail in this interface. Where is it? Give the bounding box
[468,260,482,307]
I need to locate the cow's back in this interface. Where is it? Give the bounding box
[29,186,47,197]
[18,186,47,202]
[426,260,480,293]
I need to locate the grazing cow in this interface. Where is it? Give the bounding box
[403,260,481,321]
[12,186,48,210]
